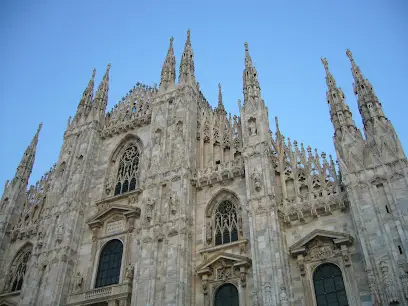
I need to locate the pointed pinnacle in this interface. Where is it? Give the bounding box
[346,49,354,63]
[218,83,223,107]
[321,57,329,73]
[244,42,252,67]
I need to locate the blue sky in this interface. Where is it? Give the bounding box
[1,0,407,194]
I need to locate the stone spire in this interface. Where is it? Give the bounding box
[243,42,261,105]
[15,123,42,183]
[178,29,196,85]
[160,37,176,90]
[321,57,358,139]
[94,64,111,112]
[76,68,96,119]
[346,49,387,129]
[215,83,226,115]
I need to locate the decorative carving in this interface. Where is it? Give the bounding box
[251,169,262,192]
[205,219,212,244]
[309,245,333,260]
[264,282,273,306]
[170,194,178,215]
[240,269,246,287]
[248,117,257,136]
[144,197,155,222]
[251,289,259,306]
[297,254,305,276]
[379,261,399,304]
[340,244,351,266]
[125,263,134,281]
[72,272,83,293]
[202,282,208,295]
[398,262,408,299]
[279,284,289,306]
[56,223,65,244]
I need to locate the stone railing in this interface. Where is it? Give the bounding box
[66,282,132,305]
[192,158,245,188]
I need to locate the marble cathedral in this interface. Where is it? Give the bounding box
[0,30,408,306]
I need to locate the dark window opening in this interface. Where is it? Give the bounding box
[313,263,348,306]
[214,284,239,306]
[114,182,121,196]
[398,245,403,255]
[95,240,123,288]
[385,205,390,214]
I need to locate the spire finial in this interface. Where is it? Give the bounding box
[218,83,222,103]
[346,49,354,63]
[244,42,252,68]
[15,122,43,182]
[321,57,329,73]
[160,36,176,89]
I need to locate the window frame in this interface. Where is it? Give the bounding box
[92,238,125,289]
[213,283,239,306]
[3,244,33,294]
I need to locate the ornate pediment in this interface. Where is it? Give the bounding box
[196,252,251,276]
[289,229,353,257]
[87,204,140,228]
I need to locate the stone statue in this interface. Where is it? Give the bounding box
[206,219,212,244]
[248,119,257,136]
[73,272,83,293]
[56,223,65,243]
[170,195,177,215]
[380,261,399,304]
[125,263,134,281]
[279,284,289,306]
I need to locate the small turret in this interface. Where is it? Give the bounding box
[178,29,196,86]
[160,37,176,91]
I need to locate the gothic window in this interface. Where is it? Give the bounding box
[114,144,140,196]
[313,263,348,306]
[4,245,32,293]
[95,240,123,288]
[214,283,239,306]
[214,200,239,246]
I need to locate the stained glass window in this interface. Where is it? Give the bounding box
[214,200,239,245]
[95,240,123,288]
[3,245,32,293]
[313,263,348,306]
[214,283,239,306]
[114,144,140,195]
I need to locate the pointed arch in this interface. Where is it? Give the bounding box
[3,242,33,293]
[205,189,243,246]
[205,188,241,218]
[106,134,144,196]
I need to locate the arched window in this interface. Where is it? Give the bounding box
[214,283,239,306]
[3,245,32,293]
[214,200,239,245]
[114,144,140,195]
[313,263,348,306]
[95,240,123,288]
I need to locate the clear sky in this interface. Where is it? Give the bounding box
[1,0,407,195]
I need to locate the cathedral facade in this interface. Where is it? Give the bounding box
[0,30,408,306]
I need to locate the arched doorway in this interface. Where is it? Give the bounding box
[214,283,239,306]
[313,263,348,306]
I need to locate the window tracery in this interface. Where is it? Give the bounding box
[114,144,140,196]
[3,245,32,293]
[214,200,239,245]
